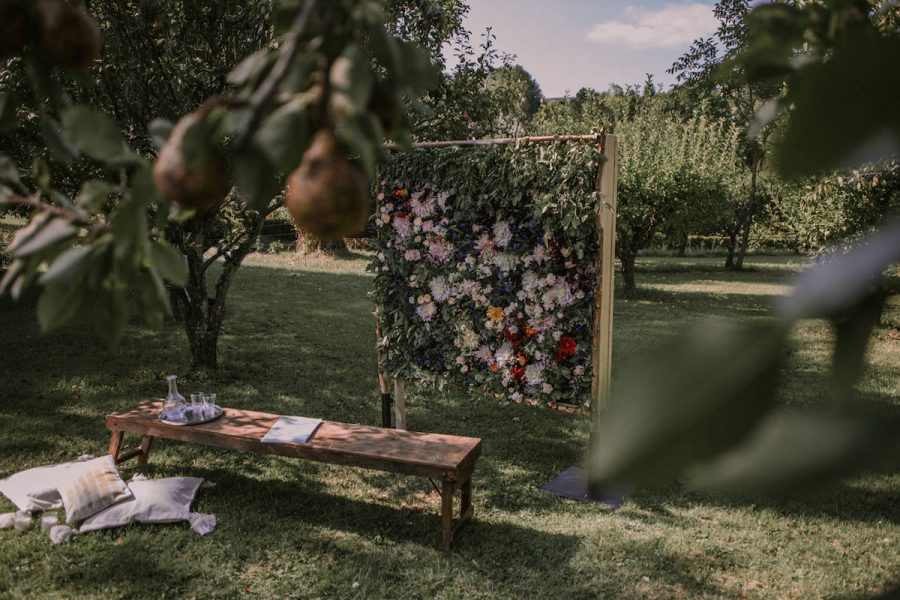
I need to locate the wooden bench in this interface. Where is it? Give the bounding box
[105,400,481,549]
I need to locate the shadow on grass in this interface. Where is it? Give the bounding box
[44,471,588,598]
[620,286,779,309]
[623,473,900,527]
[634,254,806,275]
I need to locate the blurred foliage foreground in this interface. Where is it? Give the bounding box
[590,0,900,505]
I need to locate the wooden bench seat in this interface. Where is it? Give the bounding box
[105,400,481,549]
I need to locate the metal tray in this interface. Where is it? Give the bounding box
[159,404,223,426]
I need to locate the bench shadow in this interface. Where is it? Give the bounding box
[43,472,589,598]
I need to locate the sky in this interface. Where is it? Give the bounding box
[447,0,720,98]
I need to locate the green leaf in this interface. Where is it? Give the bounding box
[776,34,900,177]
[11,218,78,258]
[111,198,148,262]
[330,44,374,108]
[137,269,170,327]
[39,117,79,164]
[279,53,317,95]
[0,183,12,207]
[396,41,437,93]
[147,240,187,287]
[37,283,84,332]
[0,155,20,186]
[0,259,25,296]
[38,244,94,286]
[777,219,900,321]
[227,48,273,86]
[255,95,311,172]
[180,116,215,169]
[148,118,174,150]
[0,92,19,134]
[336,114,378,179]
[95,284,129,346]
[830,291,885,401]
[364,11,402,75]
[76,180,115,213]
[61,106,138,165]
[32,158,50,190]
[130,164,163,206]
[688,411,899,494]
[233,149,280,211]
[588,320,786,485]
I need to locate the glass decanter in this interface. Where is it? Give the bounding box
[163,375,186,421]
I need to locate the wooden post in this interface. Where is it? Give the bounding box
[393,379,407,430]
[590,134,617,430]
[376,325,393,428]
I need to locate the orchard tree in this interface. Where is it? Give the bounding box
[767,161,900,253]
[669,0,782,271]
[483,64,543,135]
[529,84,639,137]
[0,0,435,368]
[615,101,741,291]
[413,27,512,140]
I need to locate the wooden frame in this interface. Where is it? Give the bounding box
[377,133,618,427]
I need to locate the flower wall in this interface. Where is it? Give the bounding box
[371,143,606,407]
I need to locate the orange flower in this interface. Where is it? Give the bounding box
[394,188,407,199]
[489,362,499,372]
[516,353,528,366]
[525,325,538,337]
[487,306,504,322]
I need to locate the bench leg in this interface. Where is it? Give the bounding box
[460,476,473,523]
[108,430,124,461]
[440,475,475,550]
[137,435,154,465]
[441,478,454,551]
[108,431,154,465]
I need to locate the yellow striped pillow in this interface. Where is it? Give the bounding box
[59,456,133,524]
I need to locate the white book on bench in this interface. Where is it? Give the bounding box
[261,416,323,444]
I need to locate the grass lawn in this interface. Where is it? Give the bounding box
[0,250,898,599]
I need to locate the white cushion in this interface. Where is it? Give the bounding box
[59,456,132,524]
[0,455,94,512]
[78,477,204,533]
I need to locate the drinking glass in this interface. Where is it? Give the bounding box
[190,393,205,419]
[204,393,217,416]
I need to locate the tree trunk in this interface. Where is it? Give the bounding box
[677,231,688,257]
[188,327,219,370]
[621,254,637,294]
[724,228,737,270]
[173,208,268,370]
[735,218,752,270]
[296,232,347,254]
[734,159,760,271]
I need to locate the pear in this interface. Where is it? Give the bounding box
[36,0,100,69]
[285,131,370,241]
[0,0,27,60]
[153,112,229,213]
